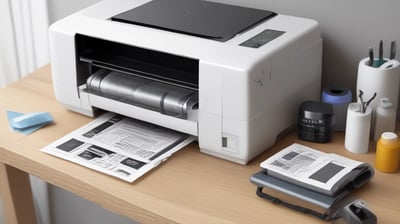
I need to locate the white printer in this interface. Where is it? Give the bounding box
[49,0,322,164]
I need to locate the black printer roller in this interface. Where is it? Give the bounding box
[86,69,198,117]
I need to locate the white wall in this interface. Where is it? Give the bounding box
[48,0,100,22]
[43,0,400,223]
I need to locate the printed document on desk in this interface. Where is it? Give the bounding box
[41,112,195,182]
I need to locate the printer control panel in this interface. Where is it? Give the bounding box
[240,29,285,48]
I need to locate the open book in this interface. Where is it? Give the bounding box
[259,143,374,196]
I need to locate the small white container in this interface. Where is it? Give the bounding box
[344,103,372,154]
[373,98,396,142]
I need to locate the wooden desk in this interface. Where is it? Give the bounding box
[0,65,399,224]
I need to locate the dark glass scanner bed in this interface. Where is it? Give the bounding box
[111,0,277,42]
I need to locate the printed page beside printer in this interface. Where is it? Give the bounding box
[48,0,376,223]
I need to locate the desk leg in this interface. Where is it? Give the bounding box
[0,162,37,224]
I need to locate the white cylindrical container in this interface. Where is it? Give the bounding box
[344,103,372,153]
[356,57,400,112]
[373,98,396,142]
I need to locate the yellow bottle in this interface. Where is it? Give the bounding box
[375,132,400,173]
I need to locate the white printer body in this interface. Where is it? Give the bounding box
[49,0,322,164]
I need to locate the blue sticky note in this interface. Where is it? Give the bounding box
[7,111,53,135]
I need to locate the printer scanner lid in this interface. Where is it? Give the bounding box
[111,0,276,42]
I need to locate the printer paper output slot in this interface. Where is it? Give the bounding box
[86,69,198,119]
[75,34,199,90]
[80,57,197,91]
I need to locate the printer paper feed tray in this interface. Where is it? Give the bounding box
[86,69,198,118]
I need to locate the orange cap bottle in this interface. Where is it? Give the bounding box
[375,132,400,173]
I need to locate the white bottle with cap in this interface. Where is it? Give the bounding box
[373,98,396,142]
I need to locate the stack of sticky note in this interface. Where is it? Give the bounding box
[7,111,53,135]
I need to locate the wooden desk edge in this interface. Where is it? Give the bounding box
[0,146,175,224]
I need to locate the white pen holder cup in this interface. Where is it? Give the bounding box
[356,57,400,112]
[344,103,372,154]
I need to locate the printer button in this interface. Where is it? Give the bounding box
[222,133,239,153]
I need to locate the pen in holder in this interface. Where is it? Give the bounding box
[345,103,372,154]
[356,57,400,113]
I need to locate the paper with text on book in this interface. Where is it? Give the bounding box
[260,143,373,196]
